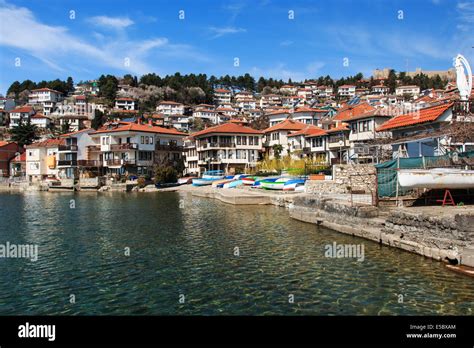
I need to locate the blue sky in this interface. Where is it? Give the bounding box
[0,0,473,94]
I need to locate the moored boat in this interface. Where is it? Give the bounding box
[202,170,225,180]
[260,177,294,190]
[282,179,306,191]
[222,179,243,188]
[398,168,474,189]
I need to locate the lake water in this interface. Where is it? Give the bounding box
[0,191,473,315]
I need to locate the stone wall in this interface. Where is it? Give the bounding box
[305,164,376,195]
[383,210,474,253]
[289,194,474,266]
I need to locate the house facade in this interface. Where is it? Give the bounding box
[189,122,263,174]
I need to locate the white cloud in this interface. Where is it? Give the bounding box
[88,15,134,29]
[209,26,247,38]
[250,61,326,82]
[0,1,210,76]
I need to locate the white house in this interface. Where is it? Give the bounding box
[26,138,64,182]
[156,101,185,116]
[8,106,35,128]
[338,85,357,98]
[213,89,232,106]
[30,113,51,128]
[115,98,137,111]
[395,85,421,98]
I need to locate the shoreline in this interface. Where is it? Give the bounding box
[2,182,474,274]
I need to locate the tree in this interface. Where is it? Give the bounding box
[272,144,283,159]
[66,77,74,93]
[92,109,105,130]
[153,166,178,184]
[61,121,71,134]
[98,75,118,101]
[9,121,39,147]
[387,69,397,93]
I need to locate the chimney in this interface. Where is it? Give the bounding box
[148,119,153,126]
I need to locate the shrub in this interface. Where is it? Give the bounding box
[137,176,147,188]
[154,166,178,184]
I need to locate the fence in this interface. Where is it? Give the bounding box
[375,150,474,200]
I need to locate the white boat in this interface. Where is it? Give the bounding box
[398,168,474,189]
[202,170,225,180]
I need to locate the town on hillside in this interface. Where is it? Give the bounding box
[0,66,473,194]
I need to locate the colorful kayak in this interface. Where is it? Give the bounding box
[222,179,243,188]
[192,178,220,186]
[260,177,294,190]
[282,179,306,191]
[242,176,259,185]
[202,170,225,180]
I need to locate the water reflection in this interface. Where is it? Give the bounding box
[0,191,473,315]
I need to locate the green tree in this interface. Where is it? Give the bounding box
[9,121,39,147]
[91,109,105,130]
[387,69,397,93]
[272,144,283,160]
[153,166,178,184]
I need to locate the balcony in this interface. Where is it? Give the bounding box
[57,159,78,167]
[87,145,101,152]
[106,159,136,167]
[77,160,102,167]
[201,143,236,149]
[156,143,184,151]
[110,143,138,151]
[58,144,78,152]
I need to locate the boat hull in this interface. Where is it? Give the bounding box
[398,168,474,189]
[192,178,218,186]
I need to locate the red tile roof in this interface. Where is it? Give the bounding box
[116,97,134,101]
[60,128,94,137]
[10,106,34,113]
[333,103,376,121]
[214,88,231,93]
[0,141,10,147]
[26,138,65,148]
[92,123,187,136]
[75,95,86,100]
[190,122,262,138]
[377,102,453,132]
[287,125,327,137]
[264,119,307,133]
[11,152,26,162]
[326,123,350,133]
[158,101,183,105]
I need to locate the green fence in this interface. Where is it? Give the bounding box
[375,151,474,198]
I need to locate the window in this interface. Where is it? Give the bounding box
[254,137,259,145]
[237,136,241,145]
[139,151,152,161]
[249,137,254,145]
[242,136,247,145]
[141,136,145,144]
[145,137,149,144]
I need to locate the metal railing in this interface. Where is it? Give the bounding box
[106,159,136,166]
[58,144,78,151]
[57,159,78,166]
[156,143,184,151]
[77,160,102,167]
[110,143,138,151]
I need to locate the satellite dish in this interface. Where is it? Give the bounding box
[453,54,473,101]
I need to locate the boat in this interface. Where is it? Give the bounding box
[178,176,195,185]
[212,179,233,188]
[398,168,474,189]
[282,179,306,191]
[222,179,243,189]
[192,178,216,186]
[155,182,181,188]
[202,170,225,180]
[242,176,259,185]
[260,177,294,190]
[193,170,226,186]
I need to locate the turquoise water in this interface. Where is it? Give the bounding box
[0,191,473,315]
